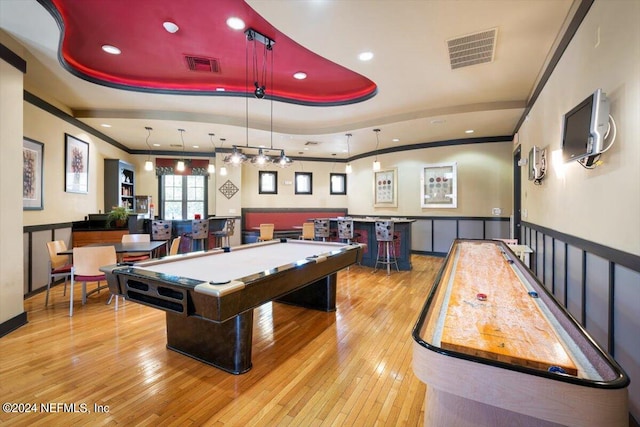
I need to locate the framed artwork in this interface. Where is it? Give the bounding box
[258,170,277,194]
[373,168,397,207]
[330,173,347,195]
[23,138,44,210]
[295,172,313,195]
[421,162,457,208]
[64,134,89,194]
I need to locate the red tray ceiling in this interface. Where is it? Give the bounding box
[42,0,377,105]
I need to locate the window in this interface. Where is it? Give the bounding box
[259,171,278,194]
[330,173,346,195]
[295,172,312,195]
[160,174,207,219]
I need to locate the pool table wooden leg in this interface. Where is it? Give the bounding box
[275,273,337,311]
[165,310,254,374]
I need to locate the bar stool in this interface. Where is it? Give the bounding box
[151,220,172,255]
[212,218,235,247]
[223,218,235,247]
[190,219,209,251]
[374,220,399,274]
[337,218,359,244]
[314,219,330,241]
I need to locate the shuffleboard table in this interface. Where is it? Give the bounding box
[102,239,365,374]
[412,239,629,427]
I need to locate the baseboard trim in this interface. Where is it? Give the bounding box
[0,311,28,338]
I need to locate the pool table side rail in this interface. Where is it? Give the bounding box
[411,239,629,390]
[103,241,365,322]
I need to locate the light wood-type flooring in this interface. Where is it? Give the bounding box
[0,255,443,426]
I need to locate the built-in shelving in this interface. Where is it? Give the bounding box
[104,159,135,210]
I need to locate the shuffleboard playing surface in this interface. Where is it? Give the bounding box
[440,241,577,376]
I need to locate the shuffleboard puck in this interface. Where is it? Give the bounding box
[548,366,567,374]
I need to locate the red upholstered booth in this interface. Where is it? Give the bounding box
[242,208,347,242]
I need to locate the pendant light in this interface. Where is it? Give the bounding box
[345,133,353,174]
[144,126,154,171]
[219,138,228,176]
[208,133,216,174]
[176,129,186,172]
[372,128,381,171]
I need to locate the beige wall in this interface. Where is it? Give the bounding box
[1,38,26,323]
[240,160,350,209]
[23,103,134,226]
[234,141,513,216]
[517,0,640,256]
[347,142,513,217]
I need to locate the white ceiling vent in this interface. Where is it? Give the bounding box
[447,28,497,70]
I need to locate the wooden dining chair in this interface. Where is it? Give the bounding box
[299,222,315,240]
[45,240,73,307]
[257,223,275,241]
[121,233,151,262]
[169,236,182,256]
[70,246,116,316]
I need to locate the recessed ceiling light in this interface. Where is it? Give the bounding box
[358,51,374,61]
[392,138,400,142]
[152,143,161,147]
[101,45,121,55]
[162,21,179,33]
[100,123,112,128]
[192,145,199,148]
[465,129,474,134]
[215,87,226,92]
[226,17,245,30]
[293,72,307,80]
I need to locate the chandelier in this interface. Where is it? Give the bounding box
[223,28,293,168]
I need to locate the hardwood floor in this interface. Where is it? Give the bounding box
[0,255,443,426]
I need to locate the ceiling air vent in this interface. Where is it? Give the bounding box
[447,28,497,70]
[185,55,221,73]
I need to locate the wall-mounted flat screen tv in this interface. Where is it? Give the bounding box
[561,88,610,164]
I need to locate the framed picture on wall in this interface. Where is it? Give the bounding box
[421,162,457,208]
[373,168,397,207]
[64,134,89,194]
[23,137,44,210]
[259,170,277,194]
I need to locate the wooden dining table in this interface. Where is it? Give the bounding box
[59,241,167,261]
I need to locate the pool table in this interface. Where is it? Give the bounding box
[412,239,629,427]
[102,239,365,374]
